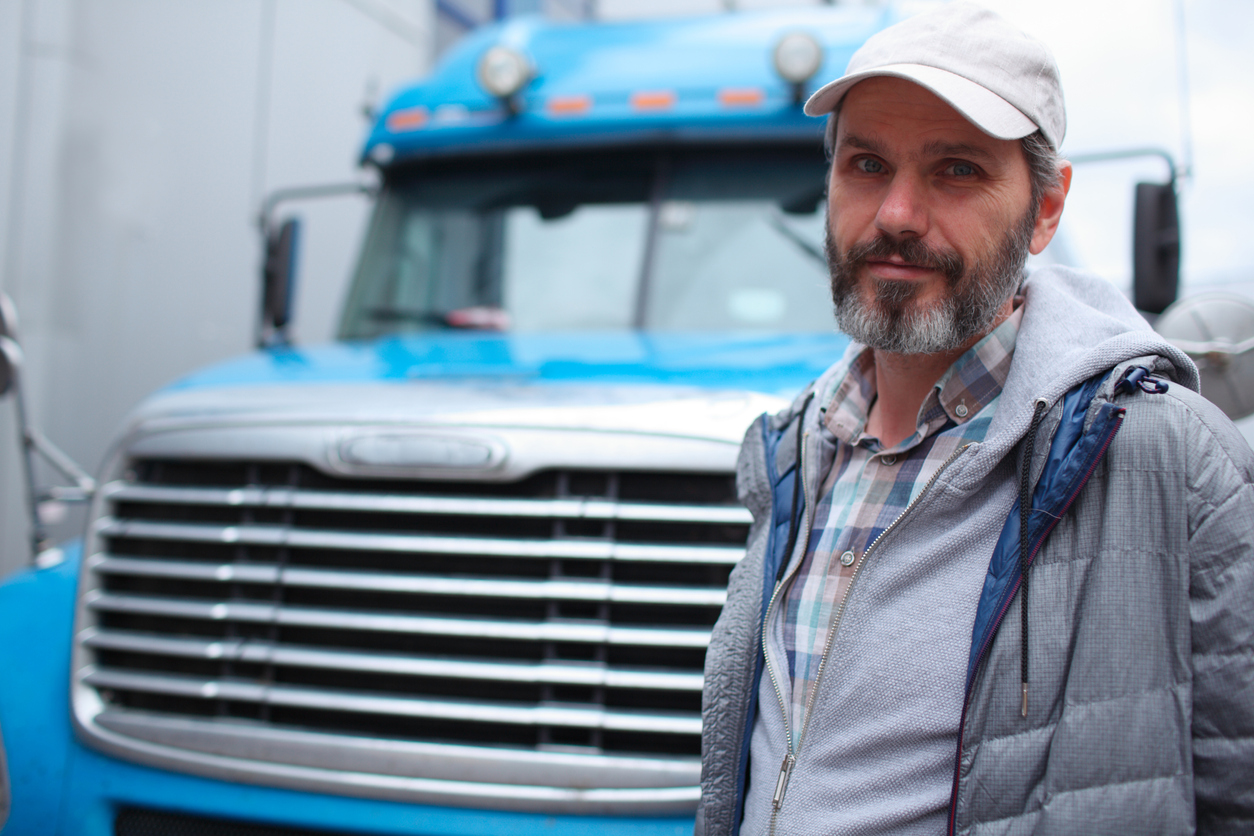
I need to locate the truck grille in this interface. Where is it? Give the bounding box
[77,457,747,810]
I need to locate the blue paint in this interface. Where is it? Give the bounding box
[164,332,850,399]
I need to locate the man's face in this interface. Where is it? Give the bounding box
[826,77,1040,355]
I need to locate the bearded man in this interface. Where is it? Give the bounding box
[697,4,1254,835]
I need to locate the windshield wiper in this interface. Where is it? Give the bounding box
[767,212,827,269]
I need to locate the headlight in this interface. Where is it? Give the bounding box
[773,32,823,85]
[476,45,532,100]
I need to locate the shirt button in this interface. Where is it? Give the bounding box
[882,454,897,466]
[955,403,969,418]
[839,550,856,567]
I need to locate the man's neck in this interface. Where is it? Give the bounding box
[864,302,1014,449]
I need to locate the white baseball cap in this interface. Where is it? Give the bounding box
[805,2,1066,150]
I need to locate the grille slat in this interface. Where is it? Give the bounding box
[84,629,705,690]
[107,484,753,525]
[84,669,703,734]
[94,555,727,606]
[89,592,715,646]
[98,519,744,564]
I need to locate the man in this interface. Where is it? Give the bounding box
[697,4,1254,835]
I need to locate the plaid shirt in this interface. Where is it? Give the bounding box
[779,305,1022,748]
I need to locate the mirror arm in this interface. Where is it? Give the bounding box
[258,182,377,237]
[25,427,97,496]
[2,335,97,562]
[1068,147,1180,184]
[1,337,51,558]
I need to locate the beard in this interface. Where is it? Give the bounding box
[826,209,1035,355]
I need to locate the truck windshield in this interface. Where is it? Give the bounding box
[339,146,834,339]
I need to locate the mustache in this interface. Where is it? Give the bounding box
[841,235,965,286]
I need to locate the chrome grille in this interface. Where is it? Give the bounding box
[77,458,747,809]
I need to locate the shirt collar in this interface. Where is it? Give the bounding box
[822,302,1023,450]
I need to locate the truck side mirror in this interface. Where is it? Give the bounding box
[0,293,19,397]
[1132,181,1180,315]
[261,217,301,345]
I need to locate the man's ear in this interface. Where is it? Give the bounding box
[1029,161,1072,255]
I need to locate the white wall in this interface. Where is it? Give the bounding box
[0,0,432,577]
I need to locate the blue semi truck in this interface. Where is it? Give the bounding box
[0,8,900,835]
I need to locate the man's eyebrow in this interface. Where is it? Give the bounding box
[835,134,1002,164]
[919,140,999,162]
[835,133,886,156]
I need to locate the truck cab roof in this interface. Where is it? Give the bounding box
[363,6,896,166]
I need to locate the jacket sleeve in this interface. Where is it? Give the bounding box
[697,414,773,836]
[1182,392,1254,835]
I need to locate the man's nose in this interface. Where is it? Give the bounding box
[874,173,929,239]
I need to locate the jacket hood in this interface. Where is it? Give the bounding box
[991,266,1197,443]
[791,266,1199,482]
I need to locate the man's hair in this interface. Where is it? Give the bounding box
[825,113,1064,221]
[1021,130,1062,219]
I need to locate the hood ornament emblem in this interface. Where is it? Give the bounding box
[334,430,507,474]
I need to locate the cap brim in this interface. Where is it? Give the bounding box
[804,63,1038,142]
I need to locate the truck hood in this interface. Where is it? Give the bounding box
[130,333,849,449]
[165,332,848,397]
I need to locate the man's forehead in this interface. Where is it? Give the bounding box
[833,77,1016,159]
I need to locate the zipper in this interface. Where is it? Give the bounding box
[765,440,972,831]
[762,431,813,836]
[946,410,1124,835]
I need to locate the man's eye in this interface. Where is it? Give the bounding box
[855,158,884,174]
[946,162,977,177]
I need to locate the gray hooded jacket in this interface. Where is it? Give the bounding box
[698,267,1254,835]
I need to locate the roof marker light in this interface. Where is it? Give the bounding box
[548,95,592,115]
[631,91,676,111]
[719,87,765,108]
[773,31,823,103]
[386,106,428,133]
[476,45,532,104]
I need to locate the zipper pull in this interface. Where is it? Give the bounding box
[772,753,796,810]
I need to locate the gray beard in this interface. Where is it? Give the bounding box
[826,210,1035,355]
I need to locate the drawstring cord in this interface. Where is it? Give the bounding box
[1019,398,1049,718]
[1015,368,1162,719]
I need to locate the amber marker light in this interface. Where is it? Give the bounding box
[630,90,677,111]
[385,107,429,132]
[548,95,592,115]
[718,87,765,107]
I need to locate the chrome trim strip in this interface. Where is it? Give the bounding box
[80,711,699,814]
[83,629,705,691]
[96,519,744,565]
[93,555,727,607]
[86,592,714,647]
[105,483,752,525]
[83,669,702,734]
[95,711,700,789]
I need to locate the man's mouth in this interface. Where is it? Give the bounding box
[864,257,937,280]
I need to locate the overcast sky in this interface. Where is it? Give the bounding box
[597,0,1253,297]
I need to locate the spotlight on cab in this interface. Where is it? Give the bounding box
[477,45,533,113]
[772,32,823,105]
